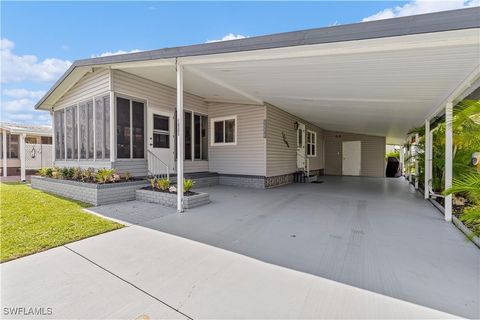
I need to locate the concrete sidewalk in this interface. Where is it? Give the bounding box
[1,225,458,319]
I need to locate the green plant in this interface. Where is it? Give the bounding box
[51,167,61,179]
[183,179,195,192]
[459,205,480,237]
[149,178,157,189]
[82,167,95,182]
[124,172,132,181]
[444,173,480,203]
[385,150,400,160]
[157,178,170,191]
[72,167,83,181]
[95,168,115,184]
[37,167,53,177]
[60,167,74,180]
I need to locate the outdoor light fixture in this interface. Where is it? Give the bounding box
[472,152,480,166]
[294,121,299,130]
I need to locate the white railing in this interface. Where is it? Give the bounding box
[147,149,169,180]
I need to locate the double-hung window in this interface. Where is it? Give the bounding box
[153,114,169,148]
[307,130,317,157]
[116,96,145,159]
[211,116,236,146]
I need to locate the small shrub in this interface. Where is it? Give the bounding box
[149,178,157,189]
[44,167,53,178]
[72,167,83,181]
[157,178,170,191]
[82,167,95,182]
[51,167,61,179]
[183,179,195,192]
[124,172,132,181]
[460,206,480,237]
[112,172,121,182]
[96,168,115,184]
[60,167,73,180]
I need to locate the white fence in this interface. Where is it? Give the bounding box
[25,143,53,170]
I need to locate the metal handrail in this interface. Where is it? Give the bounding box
[147,149,170,180]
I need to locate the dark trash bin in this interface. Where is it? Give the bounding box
[386,157,401,177]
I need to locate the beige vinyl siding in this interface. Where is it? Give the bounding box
[324,130,386,177]
[112,70,207,114]
[184,160,209,173]
[208,102,266,176]
[266,104,324,177]
[54,68,110,110]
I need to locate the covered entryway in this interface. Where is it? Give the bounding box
[73,176,479,318]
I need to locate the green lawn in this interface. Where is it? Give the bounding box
[0,183,123,262]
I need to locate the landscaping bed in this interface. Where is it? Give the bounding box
[31,176,148,206]
[136,188,210,209]
[0,182,122,262]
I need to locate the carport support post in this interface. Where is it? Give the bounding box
[2,131,7,177]
[424,119,430,199]
[415,132,419,190]
[399,145,404,176]
[20,133,26,182]
[445,102,453,222]
[176,61,184,212]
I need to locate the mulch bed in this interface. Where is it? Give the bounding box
[141,186,198,196]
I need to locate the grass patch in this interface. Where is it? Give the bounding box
[0,182,123,262]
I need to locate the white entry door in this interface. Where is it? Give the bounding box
[342,141,361,176]
[297,123,306,169]
[147,107,175,174]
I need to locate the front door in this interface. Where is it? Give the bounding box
[297,123,306,169]
[342,141,361,176]
[147,107,175,174]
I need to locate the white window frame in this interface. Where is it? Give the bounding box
[210,115,237,146]
[307,130,317,157]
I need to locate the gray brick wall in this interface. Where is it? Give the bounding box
[136,189,210,209]
[31,176,148,206]
[218,175,266,189]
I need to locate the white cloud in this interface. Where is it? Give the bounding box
[362,0,479,22]
[1,38,72,83]
[91,49,141,58]
[2,98,36,114]
[3,88,46,99]
[206,33,247,43]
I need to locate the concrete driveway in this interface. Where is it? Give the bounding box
[2,176,479,318]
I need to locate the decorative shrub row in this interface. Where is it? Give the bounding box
[37,167,133,184]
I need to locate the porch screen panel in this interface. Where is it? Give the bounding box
[116,97,130,159]
[95,95,110,159]
[87,101,94,159]
[79,102,87,159]
[54,110,65,160]
[132,101,144,159]
[184,111,192,160]
[103,96,110,159]
[65,106,77,160]
[194,114,201,159]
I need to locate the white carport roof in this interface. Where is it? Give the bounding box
[35,7,480,144]
[0,122,52,136]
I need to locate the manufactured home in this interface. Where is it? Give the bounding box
[35,8,480,213]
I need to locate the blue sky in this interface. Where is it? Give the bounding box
[1,1,478,125]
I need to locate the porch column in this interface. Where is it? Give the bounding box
[424,119,430,199]
[399,145,404,177]
[176,62,184,212]
[20,133,26,182]
[2,131,7,177]
[415,132,419,190]
[445,102,453,222]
